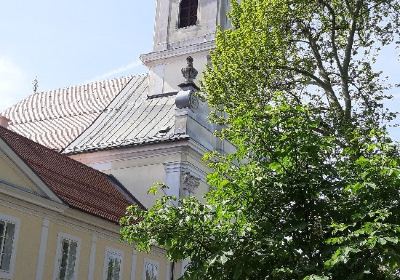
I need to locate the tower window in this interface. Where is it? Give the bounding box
[179,0,198,28]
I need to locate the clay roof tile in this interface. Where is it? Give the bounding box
[0,126,142,224]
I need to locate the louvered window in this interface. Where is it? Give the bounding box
[178,0,198,28]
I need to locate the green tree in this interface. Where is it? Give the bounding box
[121,0,400,279]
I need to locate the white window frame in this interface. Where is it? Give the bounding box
[103,247,124,280]
[143,258,160,280]
[0,214,20,280]
[53,233,81,280]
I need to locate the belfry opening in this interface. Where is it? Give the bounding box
[178,0,198,28]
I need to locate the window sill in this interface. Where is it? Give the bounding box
[175,24,201,32]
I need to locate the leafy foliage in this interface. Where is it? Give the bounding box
[121,0,400,279]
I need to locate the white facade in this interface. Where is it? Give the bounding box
[69,0,235,209]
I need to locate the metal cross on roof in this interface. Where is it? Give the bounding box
[33,77,39,94]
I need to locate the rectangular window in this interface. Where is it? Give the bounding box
[0,215,19,279]
[54,234,80,280]
[103,248,123,280]
[178,0,198,28]
[144,259,159,280]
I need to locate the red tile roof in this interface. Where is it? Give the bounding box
[0,126,143,224]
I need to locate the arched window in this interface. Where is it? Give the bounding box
[178,0,198,28]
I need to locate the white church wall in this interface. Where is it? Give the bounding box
[109,163,167,208]
[167,0,217,46]
[164,52,209,93]
[69,141,210,208]
[153,0,219,51]
[145,49,210,96]
[153,0,169,51]
[69,145,179,208]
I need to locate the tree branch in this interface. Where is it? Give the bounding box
[341,0,363,121]
[277,66,327,89]
[302,26,344,115]
[344,0,353,15]
[277,65,340,114]
[320,1,344,74]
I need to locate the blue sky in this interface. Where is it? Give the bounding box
[0,0,398,139]
[0,0,154,110]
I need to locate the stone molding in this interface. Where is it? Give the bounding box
[181,171,200,196]
[164,160,206,199]
[141,40,215,65]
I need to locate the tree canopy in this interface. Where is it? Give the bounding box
[121,0,400,279]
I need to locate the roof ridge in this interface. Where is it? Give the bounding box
[32,75,137,96]
[2,73,148,114]
[59,74,146,91]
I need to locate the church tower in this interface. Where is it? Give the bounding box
[141,0,230,96]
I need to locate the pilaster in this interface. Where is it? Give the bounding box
[163,161,203,199]
[35,218,50,280]
[87,234,97,280]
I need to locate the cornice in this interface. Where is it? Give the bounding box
[0,183,67,213]
[141,40,215,65]
[69,139,190,164]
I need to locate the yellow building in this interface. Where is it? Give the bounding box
[0,125,175,280]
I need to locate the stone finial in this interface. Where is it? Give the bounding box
[178,56,200,92]
[181,56,198,84]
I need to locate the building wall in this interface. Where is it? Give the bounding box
[69,141,211,209]
[0,199,42,280]
[162,51,209,94]
[166,0,217,46]
[0,162,174,280]
[0,149,38,193]
[153,0,226,51]
[71,145,181,208]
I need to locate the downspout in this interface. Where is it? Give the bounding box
[171,262,175,280]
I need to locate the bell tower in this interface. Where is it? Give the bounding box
[141,0,230,96]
